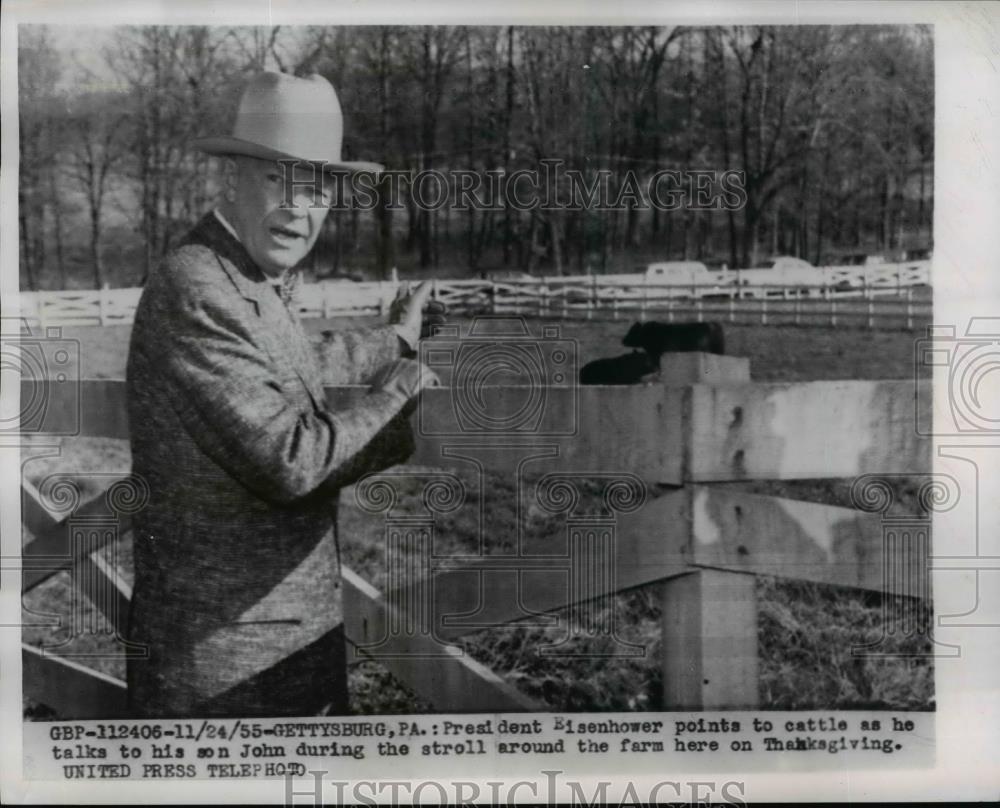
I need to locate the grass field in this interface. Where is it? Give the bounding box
[22,316,934,716]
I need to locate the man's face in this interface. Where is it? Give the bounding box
[226,156,335,278]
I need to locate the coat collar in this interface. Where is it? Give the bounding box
[182,212,327,406]
[183,211,273,303]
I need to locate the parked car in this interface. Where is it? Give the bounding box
[733,256,818,293]
[753,255,815,272]
[644,260,710,282]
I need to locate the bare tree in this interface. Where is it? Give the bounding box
[64,96,127,288]
[18,26,63,290]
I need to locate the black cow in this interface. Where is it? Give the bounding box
[622,321,725,362]
[579,350,657,385]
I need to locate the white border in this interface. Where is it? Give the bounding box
[2,0,999,802]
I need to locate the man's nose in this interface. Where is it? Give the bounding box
[286,189,315,212]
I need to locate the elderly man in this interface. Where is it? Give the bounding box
[125,71,438,717]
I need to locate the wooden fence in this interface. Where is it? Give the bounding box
[18,261,931,331]
[20,352,932,717]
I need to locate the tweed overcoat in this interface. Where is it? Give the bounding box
[125,213,411,717]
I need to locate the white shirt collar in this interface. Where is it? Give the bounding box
[213,208,241,244]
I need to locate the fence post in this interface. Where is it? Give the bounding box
[760,295,768,326]
[491,280,498,315]
[659,354,759,709]
[662,568,759,710]
[589,274,598,321]
[906,287,914,330]
[98,284,109,327]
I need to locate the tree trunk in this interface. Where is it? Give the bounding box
[90,212,103,289]
[19,190,37,291]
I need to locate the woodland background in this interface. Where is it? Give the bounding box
[17,24,933,291]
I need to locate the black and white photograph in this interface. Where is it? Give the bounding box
[2,1,998,803]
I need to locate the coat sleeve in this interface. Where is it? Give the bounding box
[150,253,412,505]
[312,324,405,385]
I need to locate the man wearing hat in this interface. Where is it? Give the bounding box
[125,72,439,717]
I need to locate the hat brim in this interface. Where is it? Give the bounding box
[193,136,383,174]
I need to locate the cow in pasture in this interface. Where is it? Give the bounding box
[622,320,725,363]
[579,350,658,385]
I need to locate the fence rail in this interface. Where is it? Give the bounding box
[20,350,932,718]
[18,261,931,331]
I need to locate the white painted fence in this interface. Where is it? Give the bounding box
[16,261,930,330]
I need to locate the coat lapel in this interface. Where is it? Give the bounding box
[184,213,328,406]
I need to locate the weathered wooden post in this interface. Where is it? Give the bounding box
[657,351,760,710]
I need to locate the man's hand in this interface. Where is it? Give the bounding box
[388,281,447,350]
[370,357,441,405]
[422,299,448,339]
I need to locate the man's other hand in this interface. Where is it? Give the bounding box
[389,281,447,349]
[422,299,447,339]
[371,358,441,404]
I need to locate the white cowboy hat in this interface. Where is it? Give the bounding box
[193,71,382,173]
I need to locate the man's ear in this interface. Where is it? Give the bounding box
[222,158,238,189]
[220,158,239,203]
